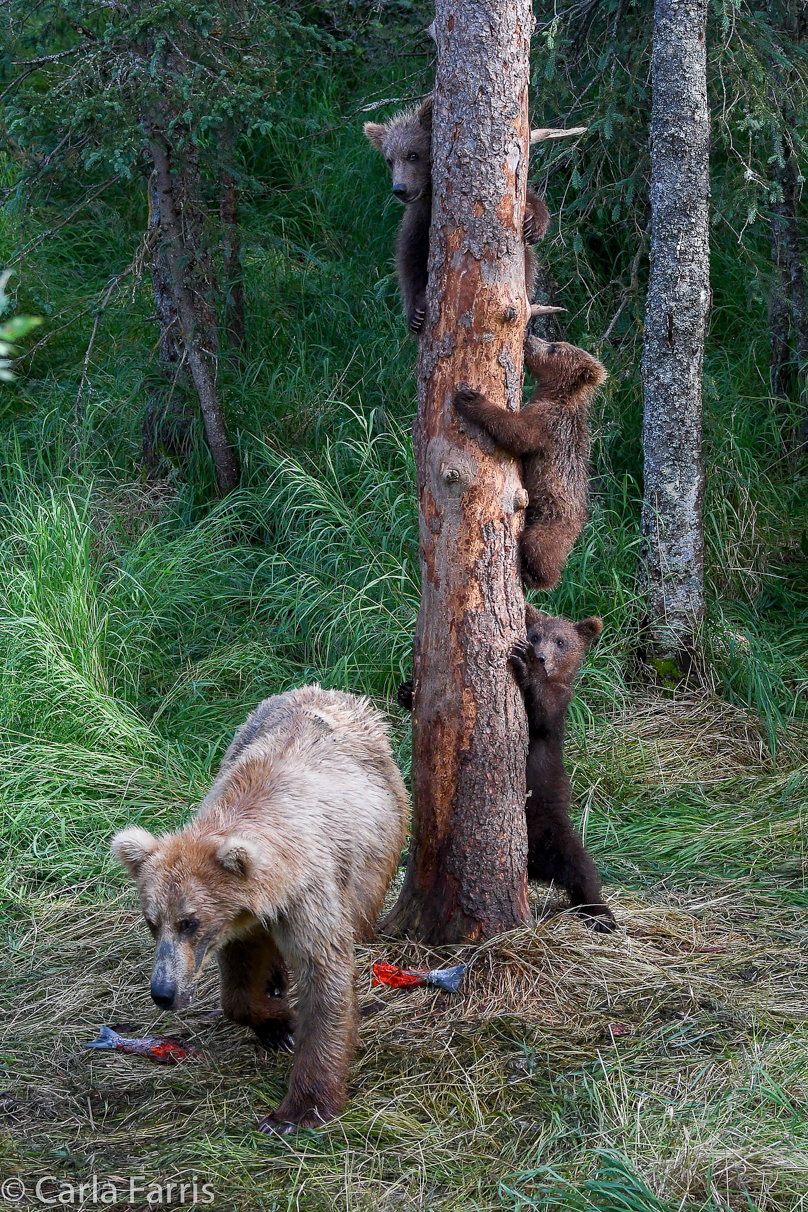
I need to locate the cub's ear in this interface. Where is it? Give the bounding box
[111,826,159,877]
[363,121,387,152]
[418,96,433,131]
[575,357,608,391]
[216,835,260,877]
[575,617,603,647]
[525,601,543,630]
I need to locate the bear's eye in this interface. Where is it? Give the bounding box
[177,917,199,937]
[144,917,158,936]
[555,637,566,648]
[386,157,392,167]
[407,151,419,161]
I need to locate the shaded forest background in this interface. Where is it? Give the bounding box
[1,3,808,1209]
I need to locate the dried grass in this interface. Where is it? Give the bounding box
[2,885,807,1211]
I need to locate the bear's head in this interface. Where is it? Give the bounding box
[111,826,271,1011]
[364,97,432,205]
[525,606,602,682]
[528,338,607,400]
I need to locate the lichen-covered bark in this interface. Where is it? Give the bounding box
[639,0,710,661]
[383,0,532,944]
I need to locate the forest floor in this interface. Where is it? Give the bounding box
[2,689,807,1212]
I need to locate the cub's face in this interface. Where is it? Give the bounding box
[111,827,261,1011]
[364,104,432,204]
[526,612,602,681]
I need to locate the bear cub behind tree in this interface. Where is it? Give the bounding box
[455,336,607,590]
[364,98,550,333]
[510,603,615,931]
[111,685,409,1134]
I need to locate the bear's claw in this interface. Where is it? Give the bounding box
[454,386,484,416]
[256,1020,296,1053]
[258,1114,299,1136]
[579,906,617,934]
[408,306,425,333]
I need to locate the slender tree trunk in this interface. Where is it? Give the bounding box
[384,0,532,945]
[219,124,246,356]
[768,208,793,402]
[149,138,240,494]
[775,140,808,446]
[639,0,710,665]
[767,1,808,447]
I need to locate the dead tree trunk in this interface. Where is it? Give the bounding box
[149,138,240,494]
[639,0,710,666]
[767,1,808,448]
[384,0,532,945]
[769,207,793,403]
[219,124,246,356]
[771,134,808,447]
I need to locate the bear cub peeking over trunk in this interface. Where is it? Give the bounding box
[511,604,615,932]
[455,336,607,590]
[111,685,409,1134]
[364,98,551,333]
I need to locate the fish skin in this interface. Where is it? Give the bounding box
[83,1024,198,1064]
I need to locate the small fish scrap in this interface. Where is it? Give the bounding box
[83,1024,199,1064]
[371,961,466,992]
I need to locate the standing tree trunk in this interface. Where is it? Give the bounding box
[768,208,793,404]
[639,0,710,667]
[384,0,532,945]
[149,138,240,494]
[767,1,808,448]
[770,133,808,447]
[219,124,246,356]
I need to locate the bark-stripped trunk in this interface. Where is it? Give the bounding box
[639,0,710,664]
[384,0,531,944]
[149,139,240,494]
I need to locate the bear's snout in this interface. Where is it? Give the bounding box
[150,975,177,1010]
[392,182,408,200]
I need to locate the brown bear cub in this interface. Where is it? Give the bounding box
[455,336,605,591]
[111,685,409,1134]
[455,336,607,590]
[510,604,615,931]
[364,98,550,333]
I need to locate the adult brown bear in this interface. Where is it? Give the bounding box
[112,685,409,1133]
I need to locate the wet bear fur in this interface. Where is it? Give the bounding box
[112,685,409,1133]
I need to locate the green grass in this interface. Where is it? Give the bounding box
[0,25,807,1212]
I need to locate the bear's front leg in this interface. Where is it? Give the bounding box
[219,931,295,1053]
[259,944,358,1134]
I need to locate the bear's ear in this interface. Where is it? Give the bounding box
[363,121,387,152]
[111,826,159,877]
[216,835,260,877]
[417,96,433,132]
[525,601,543,630]
[575,617,603,647]
[574,357,608,391]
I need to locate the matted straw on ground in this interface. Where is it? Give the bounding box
[2,882,808,1212]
